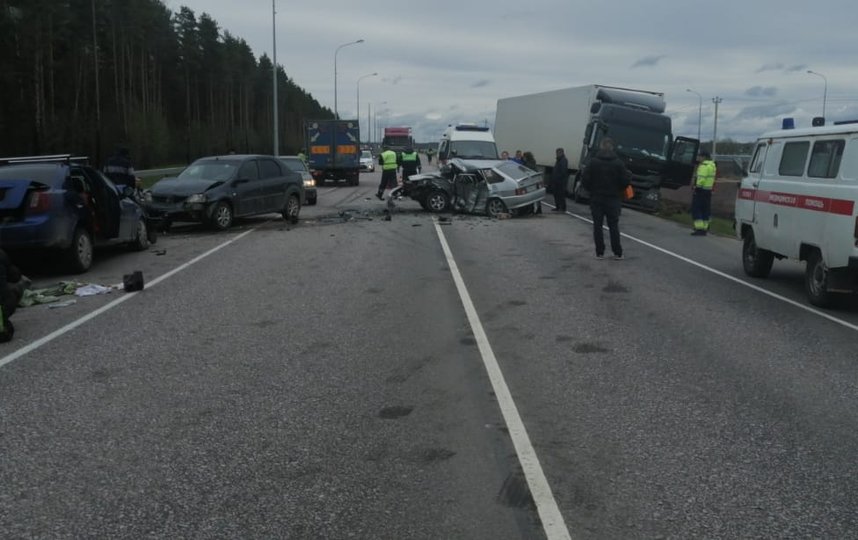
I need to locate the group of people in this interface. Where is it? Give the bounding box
[549,140,716,259]
[375,145,422,201]
[501,149,537,171]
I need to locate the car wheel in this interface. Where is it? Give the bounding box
[425,189,450,213]
[486,198,508,218]
[130,218,150,251]
[742,230,774,278]
[805,250,833,307]
[283,193,300,224]
[66,227,93,273]
[210,201,233,230]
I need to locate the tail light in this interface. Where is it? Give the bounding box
[27,190,51,214]
[515,187,526,196]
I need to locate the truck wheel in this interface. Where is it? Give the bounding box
[742,230,774,278]
[65,227,94,273]
[351,174,360,187]
[426,189,450,213]
[805,250,834,307]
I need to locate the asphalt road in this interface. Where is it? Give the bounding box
[2,165,858,539]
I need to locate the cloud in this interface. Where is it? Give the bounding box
[755,62,784,73]
[785,64,808,73]
[736,102,798,120]
[470,79,490,88]
[745,86,778,97]
[631,55,666,68]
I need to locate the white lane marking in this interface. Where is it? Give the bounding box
[542,201,858,333]
[433,220,572,540]
[0,229,255,369]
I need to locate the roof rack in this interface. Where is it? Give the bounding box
[0,154,89,166]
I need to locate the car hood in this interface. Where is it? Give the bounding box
[151,177,225,196]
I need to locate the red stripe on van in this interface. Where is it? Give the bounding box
[738,189,855,216]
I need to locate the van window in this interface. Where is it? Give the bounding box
[807,140,845,178]
[763,142,782,177]
[841,138,858,181]
[778,141,809,176]
[748,142,766,174]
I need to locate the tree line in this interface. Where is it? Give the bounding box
[0,0,333,168]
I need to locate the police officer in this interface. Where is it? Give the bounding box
[691,150,717,236]
[103,145,138,188]
[398,146,421,184]
[377,145,398,200]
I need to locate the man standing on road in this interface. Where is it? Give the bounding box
[691,150,717,236]
[550,147,568,212]
[103,146,138,189]
[398,146,421,184]
[581,138,631,259]
[376,145,398,201]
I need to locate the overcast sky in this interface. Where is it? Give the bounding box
[164,0,858,145]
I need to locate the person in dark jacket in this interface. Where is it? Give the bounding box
[0,249,26,342]
[103,146,138,188]
[581,138,631,259]
[398,146,421,184]
[522,151,537,171]
[550,148,568,211]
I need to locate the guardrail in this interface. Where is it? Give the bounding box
[137,166,185,177]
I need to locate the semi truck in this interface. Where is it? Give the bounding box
[305,119,361,186]
[494,85,700,211]
[382,127,414,152]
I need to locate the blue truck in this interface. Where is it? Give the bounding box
[305,120,361,186]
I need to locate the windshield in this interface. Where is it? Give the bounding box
[178,160,239,181]
[605,123,670,160]
[361,151,372,159]
[450,141,498,160]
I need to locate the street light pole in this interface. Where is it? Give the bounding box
[806,70,828,119]
[711,96,722,157]
[334,39,364,119]
[373,101,387,145]
[272,0,278,155]
[686,88,702,142]
[356,72,377,140]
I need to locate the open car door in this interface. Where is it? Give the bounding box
[661,136,700,189]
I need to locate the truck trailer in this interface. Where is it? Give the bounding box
[382,127,414,153]
[306,119,361,186]
[494,85,699,210]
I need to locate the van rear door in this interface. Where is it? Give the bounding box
[662,136,699,189]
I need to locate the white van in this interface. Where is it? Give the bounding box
[437,124,499,165]
[735,121,858,306]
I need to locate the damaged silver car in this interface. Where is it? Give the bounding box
[391,158,545,217]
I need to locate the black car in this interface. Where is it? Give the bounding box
[148,154,304,230]
[279,156,315,205]
[0,155,156,272]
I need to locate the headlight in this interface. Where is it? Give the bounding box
[304,179,315,188]
[141,190,153,203]
[186,193,207,204]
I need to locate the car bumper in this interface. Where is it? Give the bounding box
[499,188,547,210]
[360,163,375,171]
[305,187,317,200]
[147,202,207,223]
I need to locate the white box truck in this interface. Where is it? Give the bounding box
[495,85,700,211]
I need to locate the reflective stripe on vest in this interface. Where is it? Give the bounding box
[695,160,716,189]
[382,150,398,170]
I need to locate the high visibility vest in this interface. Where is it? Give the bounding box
[695,160,716,189]
[401,151,418,163]
[381,150,398,170]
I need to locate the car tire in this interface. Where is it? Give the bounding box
[425,189,450,213]
[283,193,300,224]
[805,249,834,307]
[210,201,234,230]
[65,227,94,273]
[742,230,774,278]
[486,198,508,218]
[130,218,150,251]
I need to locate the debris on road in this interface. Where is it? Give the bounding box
[74,284,114,297]
[123,271,145,292]
[48,299,77,309]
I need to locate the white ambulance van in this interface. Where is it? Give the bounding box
[735,121,858,307]
[437,124,499,166]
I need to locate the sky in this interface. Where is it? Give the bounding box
[164,0,858,145]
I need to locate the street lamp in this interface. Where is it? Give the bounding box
[806,70,828,119]
[271,0,279,155]
[334,39,364,119]
[373,101,387,145]
[686,88,702,142]
[356,72,377,141]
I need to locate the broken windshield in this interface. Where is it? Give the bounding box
[606,123,670,161]
[178,160,239,182]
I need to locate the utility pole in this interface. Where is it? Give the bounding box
[711,96,722,156]
[272,0,279,156]
[91,0,101,165]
